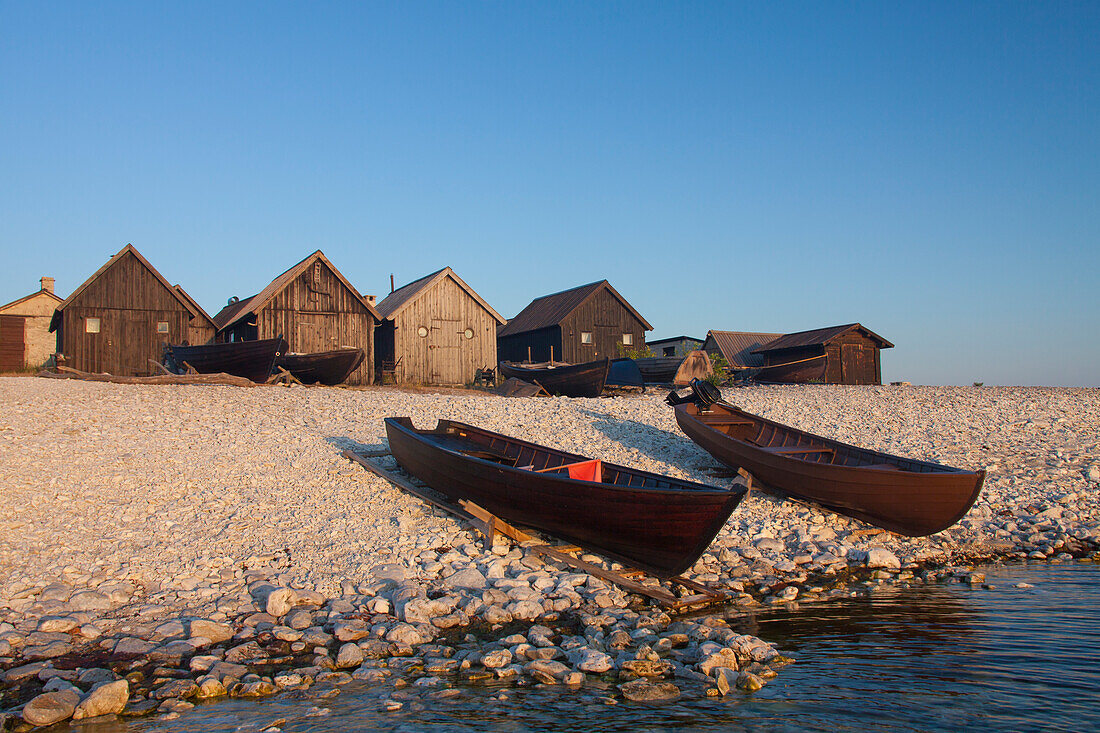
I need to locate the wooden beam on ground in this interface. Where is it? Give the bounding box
[528,545,678,605]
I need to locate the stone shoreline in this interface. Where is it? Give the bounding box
[0,378,1097,729]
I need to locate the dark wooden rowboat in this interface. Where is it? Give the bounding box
[752,354,826,384]
[165,337,287,383]
[498,358,609,398]
[275,347,365,386]
[672,399,985,536]
[633,356,684,384]
[385,417,746,577]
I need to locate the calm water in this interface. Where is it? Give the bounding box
[115,561,1099,733]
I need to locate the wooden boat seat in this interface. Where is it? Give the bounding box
[760,446,835,456]
[698,417,755,426]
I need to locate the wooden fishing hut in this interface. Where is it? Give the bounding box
[496,280,653,364]
[374,267,505,385]
[213,250,380,385]
[751,323,893,385]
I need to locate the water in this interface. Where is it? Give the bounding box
[118,561,1099,732]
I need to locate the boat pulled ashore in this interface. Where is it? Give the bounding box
[497,358,609,398]
[384,417,746,578]
[164,337,288,383]
[668,381,985,536]
[275,347,365,385]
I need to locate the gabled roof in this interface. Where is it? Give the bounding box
[50,244,208,332]
[375,266,504,324]
[646,335,703,347]
[172,285,215,328]
[704,330,783,368]
[0,288,63,312]
[213,250,381,330]
[497,280,653,338]
[753,323,894,353]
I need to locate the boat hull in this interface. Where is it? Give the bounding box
[634,357,683,384]
[673,402,984,536]
[166,338,287,383]
[498,358,609,397]
[753,356,826,384]
[385,417,745,577]
[276,347,365,385]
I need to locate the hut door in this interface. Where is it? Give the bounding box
[123,313,152,376]
[428,318,462,384]
[0,315,25,371]
[841,344,865,385]
[297,315,325,353]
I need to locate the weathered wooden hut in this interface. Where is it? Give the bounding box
[646,335,703,358]
[751,323,893,385]
[0,277,63,371]
[702,330,782,370]
[497,280,653,364]
[213,250,380,385]
[49,245,215,375]
[374,267,504,385]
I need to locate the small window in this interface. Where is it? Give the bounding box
[157,322,169,334]
[622,333,633,346]
[663,346,675,356]
[580,331,593,344]
[417,326,429,338]
[85,317,100,334]
[463,328,474,340]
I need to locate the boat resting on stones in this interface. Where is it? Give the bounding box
[275,347,365,385]
[497,358,609,398]
[669,383,985,536]
[165,337,288,383]
[384,417,747,577]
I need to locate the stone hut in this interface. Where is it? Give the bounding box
[0,277,63,371]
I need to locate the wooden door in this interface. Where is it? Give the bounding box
[0,315,25,371]
[122,313,152,375]
[841,343,866,384]
[429,317,462,384]
[296,315,325,353]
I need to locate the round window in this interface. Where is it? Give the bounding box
[463,328,474,340]
[417,326,428,338]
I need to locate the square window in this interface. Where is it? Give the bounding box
[580,332,593,344]
[622,333,633,345]
[85,317,100,334]
[157,322,169,334]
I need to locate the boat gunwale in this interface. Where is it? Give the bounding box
[386,417,740,497]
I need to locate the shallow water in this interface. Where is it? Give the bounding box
[118,561,1099,733]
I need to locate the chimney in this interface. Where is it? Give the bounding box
[40,276,55,294]
[366,294,376,306]
[390,274,395,293]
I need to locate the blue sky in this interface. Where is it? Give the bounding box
[2,2,1096,386]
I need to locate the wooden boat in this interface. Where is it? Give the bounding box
[670,388,985,536]
[497,358,609,398]
[751,354,827,384]
[385,417,747,577]
[275,347,364,386]
[633,356,684,384]
[165,337,287,383]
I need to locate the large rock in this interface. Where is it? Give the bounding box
[22,690,79,727]
[480,649,512,669]
[524,659,570,683]
[284,609,313,630]
[372,563,406,582]
[384,623,424,646]
[399,597,453,624]
[265,588,297,617]
[113,637,156,656]
[618,679,680,702]
[67,590,111,612]
[153,679,199,700]
[507,600,543,621]
[73,679,129,719]
[333,619,370,642]
[442,568,488,590]
[573,649,614,673]
[189,619,234,643]
[865,547,901,570]
[335,643,364,669]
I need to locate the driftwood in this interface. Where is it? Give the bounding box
[267,366,304,386]
[38,366,256,387]
[492,377,543,398]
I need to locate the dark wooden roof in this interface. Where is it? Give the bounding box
[497,280,653,338]
[704,330,783,368]
[213,250,380,330]
[375,266,504,324]
[647,335,703,347]
[50,244,214,331]
[753,323,894,353]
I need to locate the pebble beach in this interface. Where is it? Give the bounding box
[1,377,1098,728]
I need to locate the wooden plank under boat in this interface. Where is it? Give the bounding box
[165,337,287,383]
[275,347,365,386]
[634,356,684,384]
[671,399,985,536]
[497,358,609,398]
[384,417,747,577]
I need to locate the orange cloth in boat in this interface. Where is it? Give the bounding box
[566,459,602,482]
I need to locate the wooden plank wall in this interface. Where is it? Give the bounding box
[0,315,25,372]
[497,326,560,364]
[58,252,198,376]
[392,275,498,384]
[255,259,375,384]
[826,332,881,385]
[560,288,646,363]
